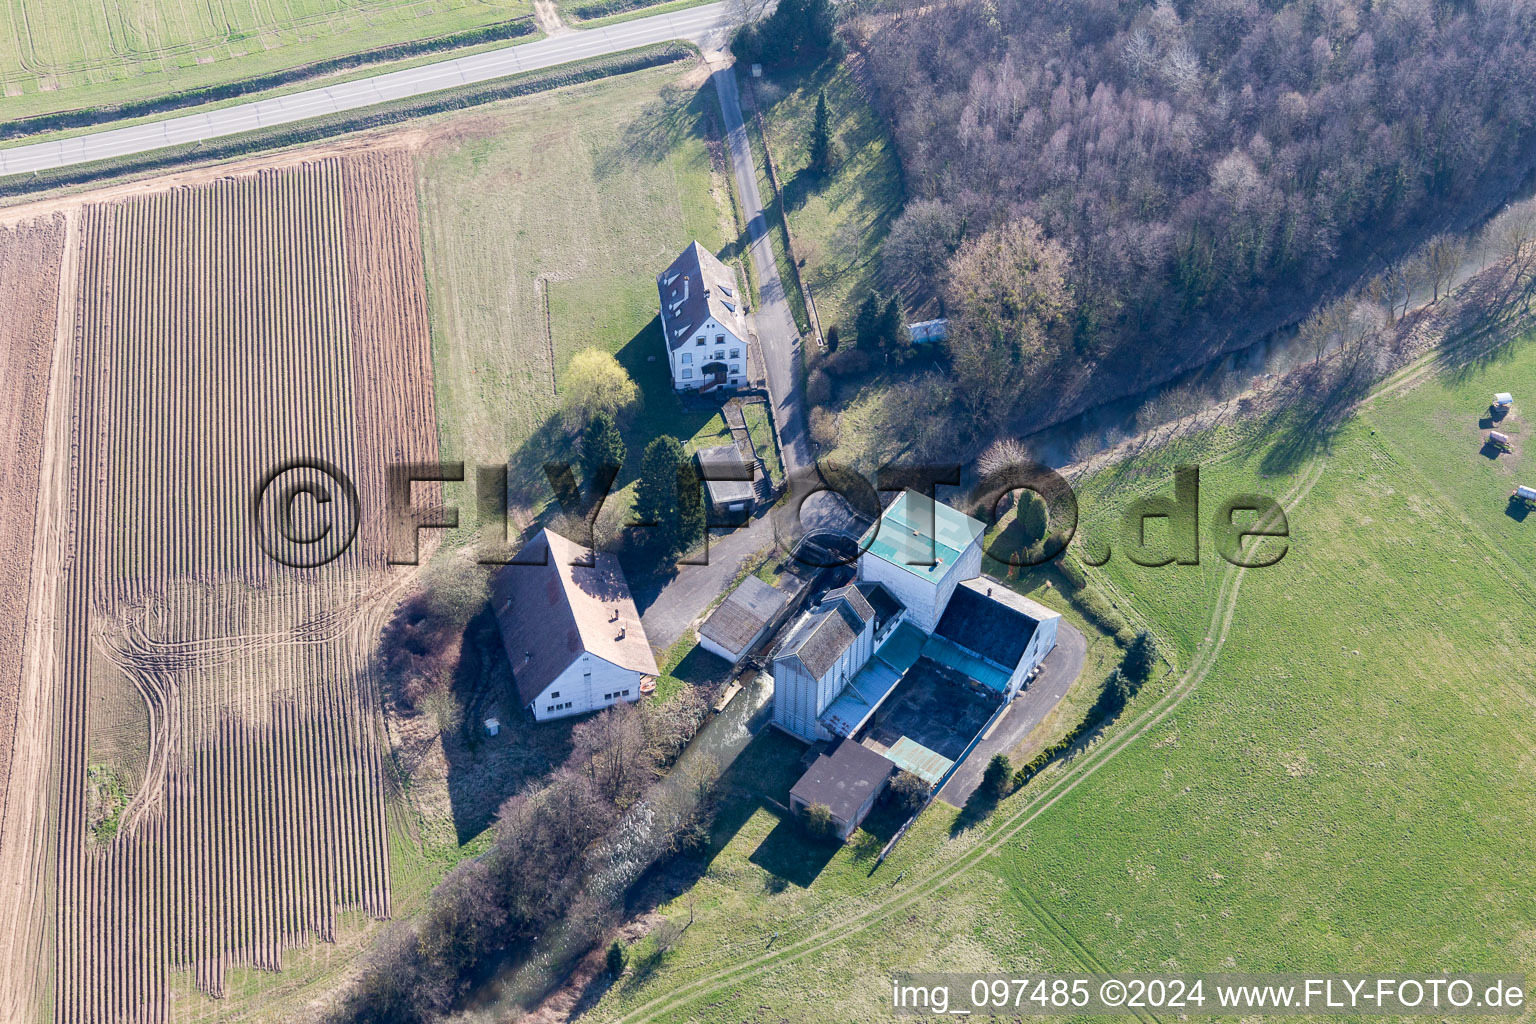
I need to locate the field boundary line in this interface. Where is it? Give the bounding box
[611,459,1326,1024]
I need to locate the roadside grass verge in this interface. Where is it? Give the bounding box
[566,0,714,28]
[735,68,811,335]
[746,58,904,337]
[0,0,537,122]
[0,43,697,199]
[741,401,784,485]
[0,18,539,146]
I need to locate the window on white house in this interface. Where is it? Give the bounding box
[713,351,724,360]
[695,337,705,345]
[730,364,740,373]
[682,368,693,379]
[681,352,692,364]
[564,701,572,709]
[729,348,740,358]
[604,693,612,700]
[622,689,631,697]
[715,334,725,344]
[551,691,559,698]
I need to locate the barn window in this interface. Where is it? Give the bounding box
[622,689,631,697]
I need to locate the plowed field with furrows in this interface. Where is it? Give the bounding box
[0,150,438,1023]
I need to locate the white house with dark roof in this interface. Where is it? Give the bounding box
[932,579,1060,701]
[658,241,748,391]
[491,528,659,722]
[770,586,876,742]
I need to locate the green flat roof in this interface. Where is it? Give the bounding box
[921,634,1012,693]
[883,736,953,785]
[874,622,927,673]
[861,490,985,580]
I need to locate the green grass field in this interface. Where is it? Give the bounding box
[415,63,739,532]
[580,334,1536,1022]
[0,0,534,119]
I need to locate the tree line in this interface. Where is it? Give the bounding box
[856,0,1536,445]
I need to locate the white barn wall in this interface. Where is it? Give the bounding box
[1004,614,1059,700]
[771,612,875,742]
[530,654,646,722]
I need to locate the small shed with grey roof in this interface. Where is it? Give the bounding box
[698,575,788,664]
[788,738,897,840]
[695,443,756,518]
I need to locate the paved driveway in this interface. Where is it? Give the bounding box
[936,622,1088,807]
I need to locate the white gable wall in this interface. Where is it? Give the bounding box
[667,316,748,390]
[529,654,647,722]
[1003,613,1059,700]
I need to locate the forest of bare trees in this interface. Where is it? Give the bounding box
[859,0,1536,439]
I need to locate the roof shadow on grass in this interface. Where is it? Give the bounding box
[748,817,838,888]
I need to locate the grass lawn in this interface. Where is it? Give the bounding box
[415,62,740,536]
[747,58,905,338]
[582,334,1536,1022]
[0,0,534,120]
[564,0,714,28]
[741,401,784,485]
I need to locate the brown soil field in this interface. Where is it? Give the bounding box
[0,148,438,1024]
[0,216,64,845]
[0,213,67,1024]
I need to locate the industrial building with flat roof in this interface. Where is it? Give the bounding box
[771,491,1063,839]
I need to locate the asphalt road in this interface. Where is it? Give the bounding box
[0,2,736,176]
[937,621,1088,807]
[709,65,812,481]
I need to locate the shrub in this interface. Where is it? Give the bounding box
[823,347,873,376]
[580,410,626,484]
[806,368,833,406]
[809,407,839,446]
[731,0,839,67]
[982,753,1012,797]
[802,802,837,840]
[887,770,930,813]
[1124,630,1157,684]
[561,348,639,429]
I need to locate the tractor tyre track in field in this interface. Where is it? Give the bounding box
[611,459,1327,1024]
